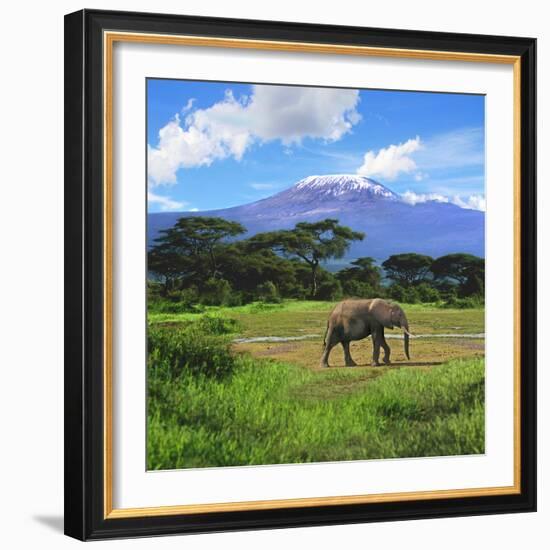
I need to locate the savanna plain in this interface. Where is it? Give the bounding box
[147,301,485,470]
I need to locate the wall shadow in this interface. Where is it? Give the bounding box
[33,515,64,533]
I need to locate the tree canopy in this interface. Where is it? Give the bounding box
[382,253,434,286]
[337,257,382,286]
[430,253,485,297]
[430,253,485,285]
[147,214,485,306]
[148,216,246,293]
[248,219,364,297]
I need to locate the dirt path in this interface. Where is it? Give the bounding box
[233,335,485,370]
[233,333,484,344]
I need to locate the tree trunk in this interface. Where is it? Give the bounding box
[208,248,218,278]
[162,276,169,297]
[310,263,318,298]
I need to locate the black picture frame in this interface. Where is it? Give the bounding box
[64,8,536,541]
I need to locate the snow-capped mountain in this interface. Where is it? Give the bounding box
[148,174,485,260]
[294,174,399,199]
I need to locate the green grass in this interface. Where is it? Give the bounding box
[148,299,484,337]
[147,301,485,470]
[148,351,485,469]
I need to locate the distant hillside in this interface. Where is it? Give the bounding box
[148,174,485,260]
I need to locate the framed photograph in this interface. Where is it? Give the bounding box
[64,9,536,540]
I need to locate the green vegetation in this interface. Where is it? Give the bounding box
[147,303,485,469]
[148,329,484,468]
[248,218,364,297]
[146,215,486,469]
[147,215,485,309]
[149,300,485,337]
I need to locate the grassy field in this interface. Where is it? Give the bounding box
[147,300,485,470]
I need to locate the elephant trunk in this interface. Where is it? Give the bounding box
[402,317,411,360]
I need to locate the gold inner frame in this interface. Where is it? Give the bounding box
[103,31,522,519]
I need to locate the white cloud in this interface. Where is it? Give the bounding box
[401,190,485,211]
[246,85,360,144]
[357,137,421,180]
[181,98,195,113]
[189,207,199,212]
[148,86,361,186]
[451,194,486,211]
[147,191,187,211]
[401,191,449,206]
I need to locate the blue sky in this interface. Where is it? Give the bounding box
[147,79,485,213]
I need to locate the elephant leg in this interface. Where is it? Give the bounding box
[380,329,391,365]
[342,341,357,367]
[320,328,337,368]
[371,329,382,366]
[319,343,334,368]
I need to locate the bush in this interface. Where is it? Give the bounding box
[148,298,198,314]
[388,284,421,304]
[402,286,420,304]
[416,283,441,303]
[440,295,484,309]
[194,314,241,335]
[460,274,485,298]
[247,302,284,313]
[283,284,308,300]
[388,284,406,302]
[224,292,243,307]
[168,286,199,304]
[148,326,236,379]
[147,281,164,300]
[256,281,281,303]
[341,280,377,298]
[200,278,232,306]
[435,281,459,302]
[316,279,343,301]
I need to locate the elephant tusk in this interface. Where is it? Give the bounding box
[403,329,415,337]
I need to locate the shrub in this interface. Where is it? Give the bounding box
[148,326,236,379]
[402,286,420,304]
[224,292,243,307]
[440,295,484,309]
[168,286,199,304]
[388,284,406,302]
[200,278,232,306]
[148,298,198,314]
[435,281,459,302]
[342,280,377,298]
[248,302,284,313]
[194,314,241,335]
[316,279,343,301]
[284,284,308,300]
[256,281,281,303]
[416,283,441,303]
[148,286,202,313]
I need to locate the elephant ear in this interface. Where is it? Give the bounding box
[371,300,394,329]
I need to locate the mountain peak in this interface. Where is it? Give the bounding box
[148,172,485,258]
[294,174,398,199]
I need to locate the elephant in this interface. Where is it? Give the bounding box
[319,298,412,368]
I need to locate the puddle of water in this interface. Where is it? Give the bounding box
[385,333,484,339]
[234,333,485,344]
[233,335,320,344]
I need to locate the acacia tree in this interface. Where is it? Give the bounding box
[382,253,434,286]
[148,216,246,288]
[430,253,485,296]
[338,257,382,286]
[249,219,364,297]
[147,242,191,295]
